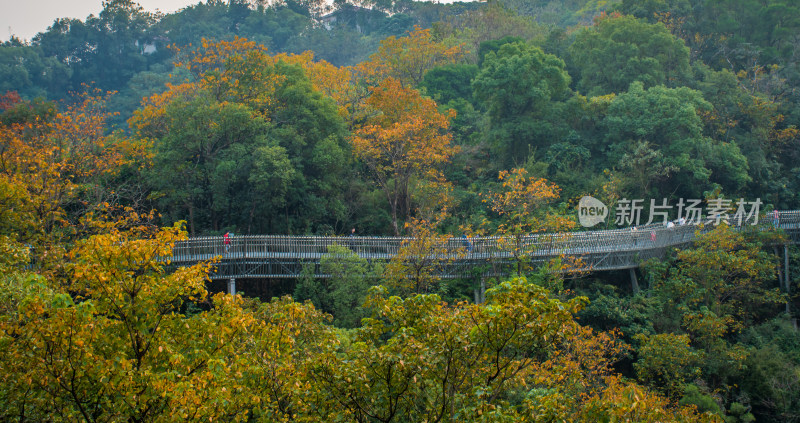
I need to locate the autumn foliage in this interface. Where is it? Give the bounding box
[352,77,458,234]
[0,91,21,111]
[483,168,577,275]
[2,14,791,421]
[364,25,465,87]
[0,89,147,250]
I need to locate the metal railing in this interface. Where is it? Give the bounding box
[167,211,800,279]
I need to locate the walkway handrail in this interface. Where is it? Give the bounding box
[168,211,800,277]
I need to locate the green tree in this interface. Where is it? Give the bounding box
[473,41,572,166]
[33,0,162,93]
[615,0,800,79]
[738,327,800,421]
[132,38,351,235]
[294,245,381,328]
[156,0,245,49]
[569,13,691,96]
[634,333,703,400]
[239,4,311,52]
[0,44,70,98]
[696,64,799,208]
[419,63,478,105]
[604,82,750,198]
[143,97,273,234]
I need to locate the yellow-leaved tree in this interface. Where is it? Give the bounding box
[0,221,255,421]
[352,77,458,235]
[0,89,149,267]
[307,278,717,422]
[484,168,577,276]
[364,25,465,88]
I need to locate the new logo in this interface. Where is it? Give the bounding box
[578,196,608,227]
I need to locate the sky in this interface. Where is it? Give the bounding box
[0,0,204,42]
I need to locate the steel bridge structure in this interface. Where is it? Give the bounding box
[168,211,800,284]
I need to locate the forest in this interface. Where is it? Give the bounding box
[1,0,799,421]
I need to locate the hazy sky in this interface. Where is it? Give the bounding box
[1,0,202,42]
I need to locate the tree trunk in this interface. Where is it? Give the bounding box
[387,182,400,236]
[187,202,195,236]
[391,207,399,236]
[248,202,256,234]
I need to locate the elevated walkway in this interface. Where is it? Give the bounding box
[169,211,800,280]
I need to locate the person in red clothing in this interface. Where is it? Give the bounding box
[223,231,231,253]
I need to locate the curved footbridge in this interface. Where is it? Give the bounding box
[169,211,800,284]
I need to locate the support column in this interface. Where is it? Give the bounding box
[228,278,236,296]
[474,278,486,304]
[630,268,640,295]
[785,245,791,315]
[785,245,791,291]
[775,246,784,288]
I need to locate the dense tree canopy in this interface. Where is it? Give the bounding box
[473,41,572,166]
[569,13,692,96]
[2,0,800,420]
[603,82,750,198]
[131,38,350,235]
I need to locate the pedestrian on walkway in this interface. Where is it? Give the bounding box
[462,234,473,253]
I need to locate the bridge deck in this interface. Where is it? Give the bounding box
[168,211,800,280]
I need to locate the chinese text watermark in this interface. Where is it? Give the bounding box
[578,196,766,228]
